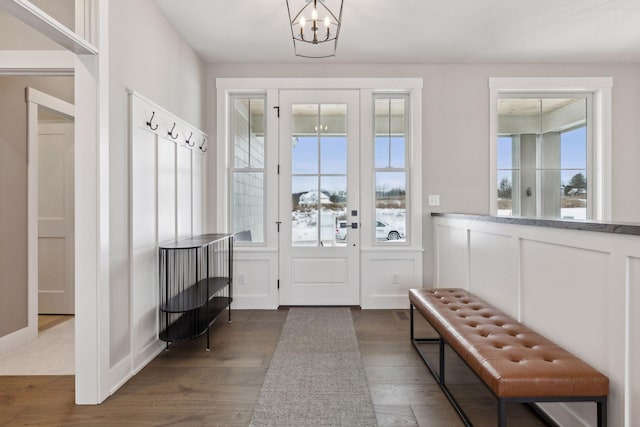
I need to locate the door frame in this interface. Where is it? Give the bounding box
[278,89,360,306]
[216,78,423,310]
[27,88,75,325]
[0,0,109,404]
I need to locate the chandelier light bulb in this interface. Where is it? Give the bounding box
[311,8,318,20]
[300,16,306,28]
[324,16,330,28]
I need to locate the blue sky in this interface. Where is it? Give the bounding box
[292,136,407,194]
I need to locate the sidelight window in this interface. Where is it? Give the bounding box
[229,94,266,243]
[374,95,409,243]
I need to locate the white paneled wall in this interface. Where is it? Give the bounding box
[361,250,423,309]
[433,215,640,427]
[114,92,207,391]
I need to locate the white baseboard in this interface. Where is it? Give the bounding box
[232,295,278,309]
[109,340,164,396]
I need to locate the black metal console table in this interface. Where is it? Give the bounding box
[158,233,233,350]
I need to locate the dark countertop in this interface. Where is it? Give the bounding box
[431,212,640,236]
[159,233,233,249]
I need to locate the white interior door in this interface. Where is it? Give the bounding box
[38,121,75,314]
[279,90,360,306]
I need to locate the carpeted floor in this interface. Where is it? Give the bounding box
[0,317,74,375]
[249,307,378,426]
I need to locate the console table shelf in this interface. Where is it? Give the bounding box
[158,234,233,350]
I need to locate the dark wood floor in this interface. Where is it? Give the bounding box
[0,309,548,426]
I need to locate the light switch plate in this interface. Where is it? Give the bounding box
[428,194,440,206]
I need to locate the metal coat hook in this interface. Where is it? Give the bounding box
[168,122,178,140]
[146,111,159,130]
[199,137,207,152]
[185,132,195,147]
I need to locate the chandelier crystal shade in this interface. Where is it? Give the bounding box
[286,0,344,58]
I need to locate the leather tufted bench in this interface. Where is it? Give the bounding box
[409,288,609,427]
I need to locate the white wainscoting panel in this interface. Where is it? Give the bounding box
[432,216,639,427]
[520,240,609,366]
[114,91,207,394]
[176,146,192,239]
[192,152,204,235]
[435,224,468,290]
[157,137,176,243]
[361,250,423,309]
[468,229,518,318]
[232,249,278,309]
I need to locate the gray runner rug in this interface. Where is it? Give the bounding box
[249,307,377,427]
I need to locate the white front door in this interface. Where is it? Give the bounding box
[38,122,75,314]
[278,90,360,306]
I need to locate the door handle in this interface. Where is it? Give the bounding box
[351,223,358,229]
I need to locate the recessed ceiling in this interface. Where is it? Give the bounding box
[153,0,640,64]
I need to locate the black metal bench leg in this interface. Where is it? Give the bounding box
[410,303,414,340]
[439,337,445,384]
[597,399,607,427]
[498,399,507,427]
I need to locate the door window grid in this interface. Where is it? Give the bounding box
[374,94,409,243]
[291,103,348,247]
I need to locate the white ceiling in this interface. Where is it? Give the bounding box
[153,0,640,64]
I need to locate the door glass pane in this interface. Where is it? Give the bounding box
[375,172,406,242]
[321,176,347,247]
[291,102,348,247]
[292,135,318,174]
[321,136,346,174]
[292,175,318,246]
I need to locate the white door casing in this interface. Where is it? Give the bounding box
[27,88,75,327]
[38,121,75,314]
[278,90,360,306]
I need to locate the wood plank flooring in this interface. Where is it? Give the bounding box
[0,309,549,426]
[38,315,73,332]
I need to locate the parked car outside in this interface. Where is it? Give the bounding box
[376,220,404,240]
[335,220,404,241]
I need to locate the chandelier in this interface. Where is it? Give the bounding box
[286,0,344,58]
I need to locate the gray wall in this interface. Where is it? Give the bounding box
[108,0,205,368]
[0,0,74,50]
[0,76,73,338]
[205,63,640,285]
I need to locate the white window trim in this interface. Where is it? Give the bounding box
[372,93,411,246]
[489,77,612,221]
[216,78,423,251]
